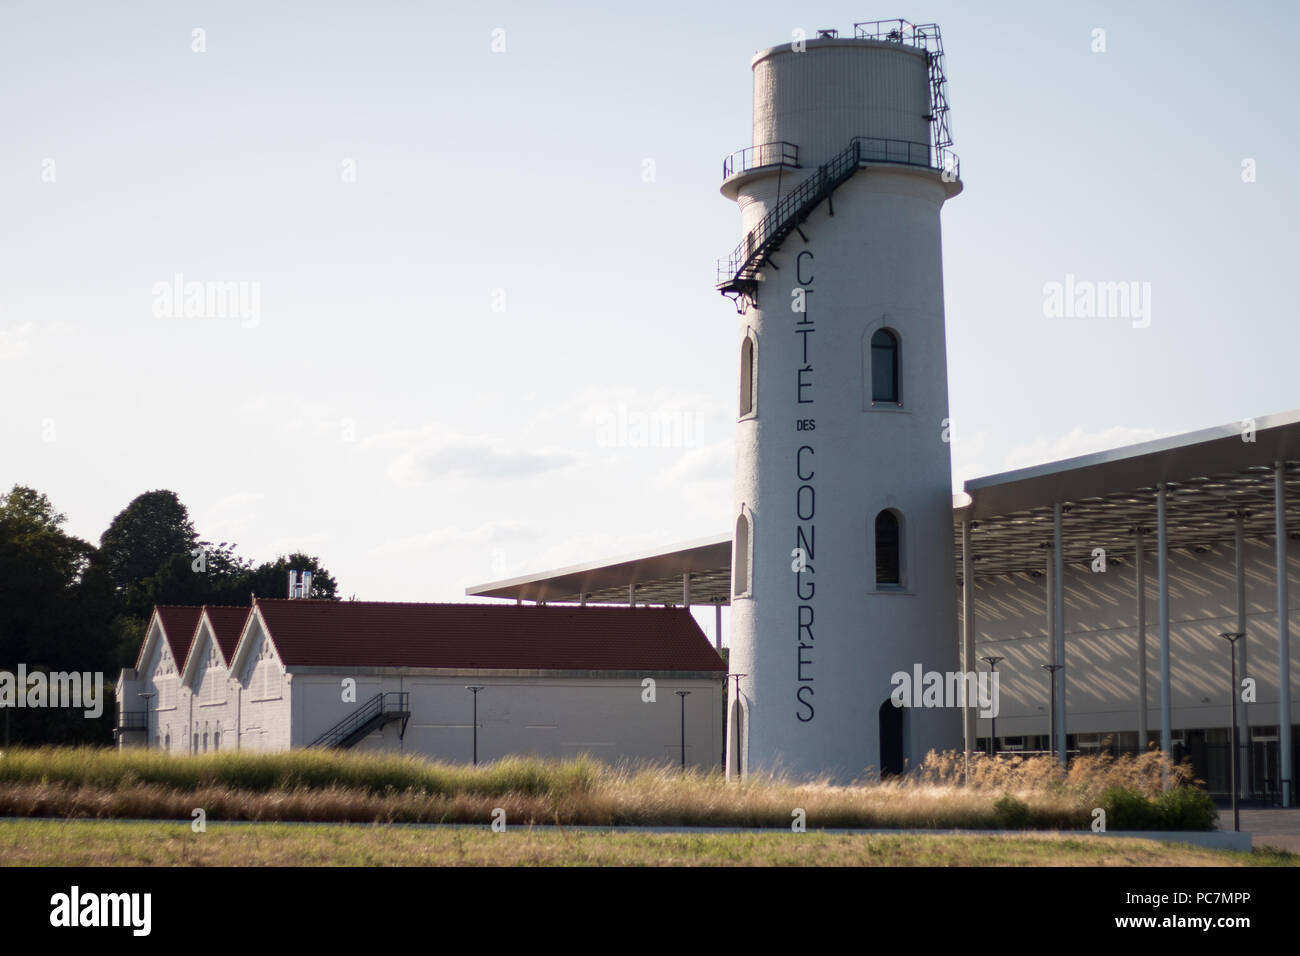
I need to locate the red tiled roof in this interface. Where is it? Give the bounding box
[253,600,726,672]
[153,606,202,667]
[202,605,252,662]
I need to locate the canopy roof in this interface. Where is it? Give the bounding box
[466,410,1300,600]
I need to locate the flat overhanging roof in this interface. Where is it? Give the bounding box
[465,533,732,606]
[467,410,1300,601]
[959,409,1300,579]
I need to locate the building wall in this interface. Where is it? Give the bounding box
[968,534,1300,741]
[184,622,238,754]
[138,626,187,753]
[289,670,725,770]
[234,615,291,752]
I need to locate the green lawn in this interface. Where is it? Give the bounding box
[0,819,1292,866]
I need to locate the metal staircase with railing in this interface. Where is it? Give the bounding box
[716,136,958,300]
[716,19,959,306]
[309,691,411,749]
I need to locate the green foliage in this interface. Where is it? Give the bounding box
[1100,785,1217,830]
[1154,785,1218,830]
[992,793,1032,828]
[1100,786,1161,829]
[0,484,343,742]
[98,490,198,603]
[244,553,338,601]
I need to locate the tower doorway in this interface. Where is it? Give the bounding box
[879,699,904,777]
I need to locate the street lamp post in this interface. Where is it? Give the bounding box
[138,692,156,751]
[1041,664,1063,758]
[465,685,484,766]
[675,690,691,770]
[981,657,1004,756]
[727,674,747,777]
[1219,633,1244,832]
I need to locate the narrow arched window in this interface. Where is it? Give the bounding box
[734,511,752,597]
[871,329,900,404]
[875,510,901,586]
[740,335,756,417]
[213,731,220,752]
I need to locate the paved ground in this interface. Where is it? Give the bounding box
[1234,807,1300,852]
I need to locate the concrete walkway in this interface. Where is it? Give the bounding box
[1234,808,1300,852]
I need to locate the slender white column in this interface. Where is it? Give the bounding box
[1136,528,1147,749]
[1053,503,1066,767]
[961,516,974,763]
[1157,483,1172,760]
[1275,461,1293,807]
[1235,514,1249,798]
[628,583,636,607]
[1046,550,1055,751]
[715,603,723,651]
[683,573,692,608]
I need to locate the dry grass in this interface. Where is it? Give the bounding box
[0,819,1286,867]
[0,746,1207,830]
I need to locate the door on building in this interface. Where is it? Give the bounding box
[879,699,904,777]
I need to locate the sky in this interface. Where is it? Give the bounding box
[3,1,1298,633]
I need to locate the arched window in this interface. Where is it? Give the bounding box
[202,732,208,753]
[164,733,171,752]
[213,730,220,752]
[739,334,756,418]
[875,510,902,586]
[733,510,752,597]
[871,329,900,404]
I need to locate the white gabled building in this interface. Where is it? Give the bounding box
[119,599,726,770]
[116,605,200,753]
[177,606,247,755]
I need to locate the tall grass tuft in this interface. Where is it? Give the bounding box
[0,746,1214,830]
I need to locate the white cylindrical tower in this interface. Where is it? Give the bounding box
[721,22,962,783]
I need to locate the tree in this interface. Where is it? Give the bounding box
[245,553,339,600]
[98,490,198,600]
[0,485,114,743]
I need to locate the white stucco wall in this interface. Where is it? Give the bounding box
[725,38,962,783]
[289,670,724,770]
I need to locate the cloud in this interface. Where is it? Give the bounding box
[656,439,734,486]
[998,424,1168,474]
[0,323,35,360]
[361,425,581,485]
[211,491,266,511]
[371,520,541,556]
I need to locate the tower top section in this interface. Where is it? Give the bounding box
[716,19,959,298]
[741,19,954,175]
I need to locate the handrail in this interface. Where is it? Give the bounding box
[310,691,410,748]
[722,141,799,181]
[117,711,148,730]
[716,136,959,290]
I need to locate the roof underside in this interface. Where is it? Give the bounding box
[465,534,733,606]
[465,411,1300,598]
